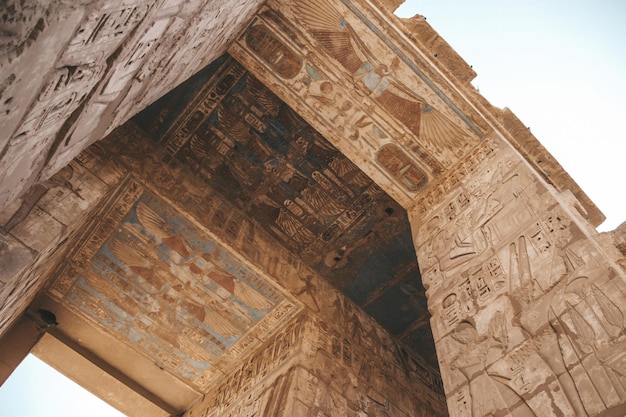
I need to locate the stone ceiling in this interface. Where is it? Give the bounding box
[132,54,438,368]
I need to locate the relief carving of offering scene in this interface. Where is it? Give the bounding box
[2,1,625,416]
[413,141,626,417]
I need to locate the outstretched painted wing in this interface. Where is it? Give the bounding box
[136,202,191,259]
[190,134,213,161]
[109,236,148,267]
[419,105,469,151]
[233,281,274,311]
[208,267,273,311]
[137,202,172,240]
[204,310,243,338]
[217,107,250,143]
[301,185,344,216]
[295,0,469,152]
[276,208,315,245]
[247,76,280,117]
[376,88,422,138]
[294,1,365,73]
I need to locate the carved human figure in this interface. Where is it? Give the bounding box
[549,277,626,410]
[450,320,535,417]
[520,309,588,415]
[517,251,590,415]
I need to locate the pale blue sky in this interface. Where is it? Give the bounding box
[0,354,125,417]
[397,0,626,231]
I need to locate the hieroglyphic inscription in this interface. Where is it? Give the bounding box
[440,257,506,331]
[413,138,497,218]
[202,369,294,417]
[198,315,305,417]
[231,1,489,207]
[48,177,301,388]
[12,64,105,140]
[60,4,152,65]
[0,62,107,206]
[412,135,626,416]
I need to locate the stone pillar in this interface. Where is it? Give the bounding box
[185,309,448,417]
[409,135,626,417]
[0,309,57,385]
[0,144,125,338]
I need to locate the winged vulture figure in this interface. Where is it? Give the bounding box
[294,1,469,151]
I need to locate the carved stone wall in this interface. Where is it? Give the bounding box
[0,0,265,213]
[186,311,447,417]
[0,143,125,336]
[410,135,626,417]
[1,121,445,413]
[1,1,624,416]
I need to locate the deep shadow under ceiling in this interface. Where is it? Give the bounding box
[132,53,438,369]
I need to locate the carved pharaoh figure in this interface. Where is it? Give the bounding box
[450,319,536,417]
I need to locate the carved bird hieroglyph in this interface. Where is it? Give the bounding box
[294,1,470,152]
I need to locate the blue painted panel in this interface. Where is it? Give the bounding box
[64,189,284,381]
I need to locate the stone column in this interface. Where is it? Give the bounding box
[0,309,57,385]
[185,308,449,417]
[409,135,626,417]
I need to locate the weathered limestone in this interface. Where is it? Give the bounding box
[400,15,477,85]
[0,0,624,416]
[4,123,444,415]
[409,135,626,416]
[0,0,266,212]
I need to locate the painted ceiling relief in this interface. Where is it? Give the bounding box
[294,0,471,152]
[226,0,490,207]
[133,55,439,368]
[48,179,301,389]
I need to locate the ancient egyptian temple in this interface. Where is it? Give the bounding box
[1,1,625,416]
